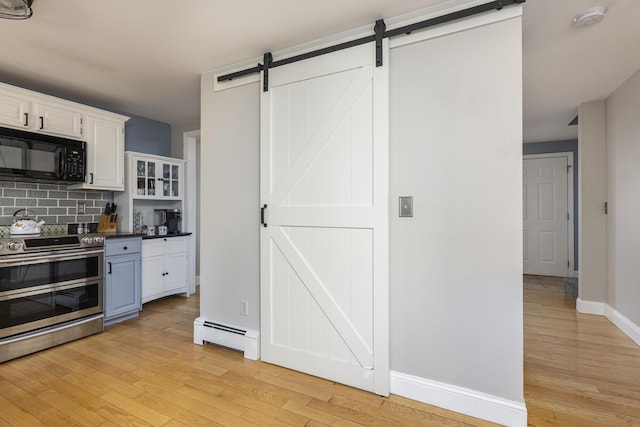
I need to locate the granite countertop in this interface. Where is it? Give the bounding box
[104,232,192,240]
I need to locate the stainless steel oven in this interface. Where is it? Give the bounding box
[0,233,105,363]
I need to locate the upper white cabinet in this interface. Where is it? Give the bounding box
[32,99,85,139]
[0,86,30,129]
[114,152,185,233]
[0,84,85,139]
[0,81,130,191]
[129,153,183,200]
[70,112,128,191]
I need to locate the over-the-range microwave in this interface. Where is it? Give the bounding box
[0,126,85,184]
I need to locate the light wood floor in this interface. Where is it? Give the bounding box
[524,274,640,426]
[0,290,496,426]
[1,279,639,426]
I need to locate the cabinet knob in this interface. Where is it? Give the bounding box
[123,246,128,250]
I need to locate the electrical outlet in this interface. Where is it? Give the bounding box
[241,300,249,316]
[77,201,86,215]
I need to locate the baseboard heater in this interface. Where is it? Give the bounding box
[193,317,260,360]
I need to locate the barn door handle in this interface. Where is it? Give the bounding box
[260,204,267,227]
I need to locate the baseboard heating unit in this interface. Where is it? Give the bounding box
[193,317,259,360]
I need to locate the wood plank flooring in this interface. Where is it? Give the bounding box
[0,290,496,426]
[524,274,640,426]
[1,278,639,426]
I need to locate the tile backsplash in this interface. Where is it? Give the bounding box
[0,181,110,226]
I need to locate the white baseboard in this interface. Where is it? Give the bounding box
[390,371,527,427]
[605,305,640,347]
[576,298,605,315]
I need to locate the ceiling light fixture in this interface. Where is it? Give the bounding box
[0,0,34,20]
[572,6,607,27]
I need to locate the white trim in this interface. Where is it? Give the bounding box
[390,371,527,427]
[605,305,640,347]
[576,298,606,315]
[183,130,200,296]
[524,152,576,277]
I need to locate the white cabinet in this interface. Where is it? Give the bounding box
[141,236,188,304]
[114,152,185,234]
[32,99,85,139]
[0,84,85,139]
[70,112,127,191]
[0,86,30,129]
[132,155,182,200]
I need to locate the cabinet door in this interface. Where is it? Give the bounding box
[134,158,159,198]
[33,100,84,139]
[105,254,141,319]
[164,251,187,293]
[141,254,164,301]
[0,88,30,130]
[159,162,181,198]
[83,115,125,190]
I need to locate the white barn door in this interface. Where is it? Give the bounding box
[260,42,389,395]
[523,156,569,277]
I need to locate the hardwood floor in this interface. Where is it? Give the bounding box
[524,275,640,426]
[2,279,639,426]
[0,290,496,426]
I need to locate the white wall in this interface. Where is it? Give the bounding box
[199,79,260,329]
[389,16,523,402]
[577,101,607,307]
[605,69,640,327]
[199,5,524,424]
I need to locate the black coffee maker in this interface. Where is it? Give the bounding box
[154,209,182,234]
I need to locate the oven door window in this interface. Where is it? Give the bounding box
[0,282,101,336]
[0,255,100,293]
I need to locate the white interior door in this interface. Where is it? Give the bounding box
[523,156,569,277]
[260,42,389,395]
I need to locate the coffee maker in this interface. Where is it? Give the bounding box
[154,209,182,234]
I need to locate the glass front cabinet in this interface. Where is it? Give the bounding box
[132,155,182,200]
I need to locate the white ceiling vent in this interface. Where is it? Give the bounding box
[573,6,607,27]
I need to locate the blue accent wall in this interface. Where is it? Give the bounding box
[523,139,579,270]
[124,114,172,156]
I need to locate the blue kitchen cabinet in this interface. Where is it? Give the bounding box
[104,237,142,326]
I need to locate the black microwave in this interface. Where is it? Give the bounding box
[0,126,85,183]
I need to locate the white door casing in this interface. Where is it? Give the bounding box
[260,42,389,395]
[523,155,571,277]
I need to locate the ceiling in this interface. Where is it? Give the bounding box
[1,0,639,142]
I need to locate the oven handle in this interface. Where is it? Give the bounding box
[0,279,103,302]
[0,248,104,267]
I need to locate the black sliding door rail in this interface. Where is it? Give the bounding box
[217,0,524,89]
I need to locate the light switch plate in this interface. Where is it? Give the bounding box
[77,201,86,215]
[399,196,413,217]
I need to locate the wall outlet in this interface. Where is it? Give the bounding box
[241,300,249,316]
[77,201,86,215]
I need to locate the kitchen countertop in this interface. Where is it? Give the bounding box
[104,232,192,240]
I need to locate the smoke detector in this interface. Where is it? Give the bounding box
[573,6,607,27]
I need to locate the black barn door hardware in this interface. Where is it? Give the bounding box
[217,0,524,92]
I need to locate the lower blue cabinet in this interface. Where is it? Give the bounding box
[104,237,142,326]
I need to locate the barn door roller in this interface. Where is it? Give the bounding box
[218,0,525,92]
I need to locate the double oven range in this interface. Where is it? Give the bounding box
[0,233,105,363]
